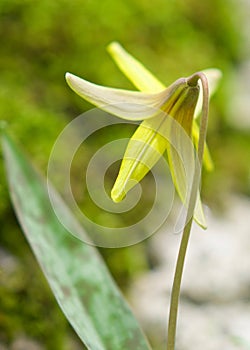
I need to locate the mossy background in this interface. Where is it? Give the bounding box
[0,0,249,349]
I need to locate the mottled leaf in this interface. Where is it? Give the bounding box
[1,130,151,350]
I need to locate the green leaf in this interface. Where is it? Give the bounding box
[1,130,151,350]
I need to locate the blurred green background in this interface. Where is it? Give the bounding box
[0,0,249,349]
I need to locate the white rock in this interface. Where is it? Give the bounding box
[11,335,44,350]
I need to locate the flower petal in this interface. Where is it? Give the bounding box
[166,135,207,229]
[111,114,168,202]
[66,72,155,120]
[65,72,186,121]
[192,120,214,171]
[163,88,207,228]
[194,193,207,228]
[194,68,222,119]
[107,42,165,93]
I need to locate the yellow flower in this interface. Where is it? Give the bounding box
[65,42,222,228]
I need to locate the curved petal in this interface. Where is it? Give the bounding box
[107,42,165,93]
[192,120,214,172]
[164,98,207,228]
[111,115,168,202]
[166,137,207,229]
[66,72,166,121]
[65,73,187,121]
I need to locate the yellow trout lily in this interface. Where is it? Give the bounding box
[65,42,221,229]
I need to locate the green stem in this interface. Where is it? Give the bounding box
[166,73,209,350]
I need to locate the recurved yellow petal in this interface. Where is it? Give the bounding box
[107,42,165,93]
[111,114,168,202]
[66,72,165,121]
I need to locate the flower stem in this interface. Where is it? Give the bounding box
[166,73,209,350]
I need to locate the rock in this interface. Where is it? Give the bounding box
[0,248,19,276]
[0,343,8,350]
[177,302,250,350]
[11,335,44,350]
